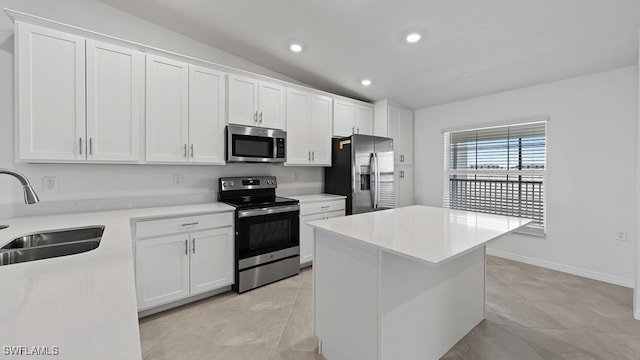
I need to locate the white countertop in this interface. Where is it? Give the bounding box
[308,205,532,265]
[0,202,234,360]
[287,194,346,203]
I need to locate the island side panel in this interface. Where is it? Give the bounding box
[314,229,380,360]
[380,246,486,359]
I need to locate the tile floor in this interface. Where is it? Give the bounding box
[140,256,640,360]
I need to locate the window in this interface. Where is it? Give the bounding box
[443,120,546,235]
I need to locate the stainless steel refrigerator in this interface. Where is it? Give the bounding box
[324,134,395,215]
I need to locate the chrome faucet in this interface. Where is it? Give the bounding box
[0,169,40,204]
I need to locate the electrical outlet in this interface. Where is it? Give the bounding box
[173,174,184,185]
[616,230,627,242]
[42,176,58,192]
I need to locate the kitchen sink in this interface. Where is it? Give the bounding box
[0,226,104,266]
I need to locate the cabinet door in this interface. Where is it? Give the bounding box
[285,88,311,165]
[189,65,226,164]
[190,227,235,295]
[258,81,286,129]
[300,213,324,265]
[333,99,355,137]
[16,21,86,161]
[309,94,333,165]
[394,166,414,208]
[398,109,414,165]
[388,107,414,165]
[135,234,190,310]
[227,74,258,126]
[86,40,143,162]
[355,104,374,136]
[388,106,403,164]
[145,55,189,162]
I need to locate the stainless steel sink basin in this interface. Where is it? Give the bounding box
[0,226,104,266]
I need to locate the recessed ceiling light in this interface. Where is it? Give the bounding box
[361,79,372,86]
[290,43,303,53]
[406,33,421,43]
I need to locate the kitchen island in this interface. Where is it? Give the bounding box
[308,205,531,360]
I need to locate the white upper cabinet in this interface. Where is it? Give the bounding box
[145,55,190,162]
[188,65,226,164]
[333,98,373,137]
[388,106,414,165]
[333,99,355,137]
[355,104,374,136]
[227,74,285,130]
[309,94,333,165]
[86,40,144,162]
[16,21,86,161]
[285,88,332,166]
[16,22,144,163]
[146,55,226,164]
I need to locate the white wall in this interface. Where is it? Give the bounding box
[0,0,322,218]
[415,66,638,287]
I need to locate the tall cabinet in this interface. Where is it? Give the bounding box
[373,100,414,207]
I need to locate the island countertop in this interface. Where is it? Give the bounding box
[307,205,532,265]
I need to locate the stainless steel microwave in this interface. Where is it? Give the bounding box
[226,125,286,163]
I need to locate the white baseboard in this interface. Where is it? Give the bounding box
[635,310,640,320]
[486,248,634,288]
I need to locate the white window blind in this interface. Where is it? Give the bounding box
[443,121,546,235]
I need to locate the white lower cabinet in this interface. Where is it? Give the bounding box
[134,213,234,311]
[297,198,346,266]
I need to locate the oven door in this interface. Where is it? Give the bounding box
[237,204,300,270]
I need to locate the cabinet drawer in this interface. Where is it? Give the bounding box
[300,200,345,215]
[135,212,233,239]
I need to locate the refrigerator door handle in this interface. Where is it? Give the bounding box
[375,153,381,209]
[370,153,377,209]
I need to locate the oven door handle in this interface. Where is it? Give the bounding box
[238,204,300,218]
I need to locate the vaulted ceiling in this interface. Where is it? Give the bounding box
[99,0,640,109]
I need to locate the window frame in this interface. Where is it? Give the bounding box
[443,119,547,236]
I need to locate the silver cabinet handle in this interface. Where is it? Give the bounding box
[357,127,360,134]
[184,239,188,255]
[259,111,263,123]
[308,151,311,161]
[184,144,187,158]
[89,138,93,155]
[312,151,315,161]
[190,144,194,158]
[79,137,83,155]
[352,126,355,134]
[192,238,196,254]
[181,222,199,227]
[321,205,330,209]
[254,111,258,123]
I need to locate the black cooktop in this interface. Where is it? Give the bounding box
[218,176,298,210]
[221,195,299,210]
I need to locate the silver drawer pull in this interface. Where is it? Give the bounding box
[320,206,330,209]
[184,240,188,255]
[192,238,196,253]
[181,222,199,227]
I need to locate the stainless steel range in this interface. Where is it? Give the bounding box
[218,176,300,293]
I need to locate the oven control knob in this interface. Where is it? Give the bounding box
[222,181,227,187]
[229,181,235,187]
